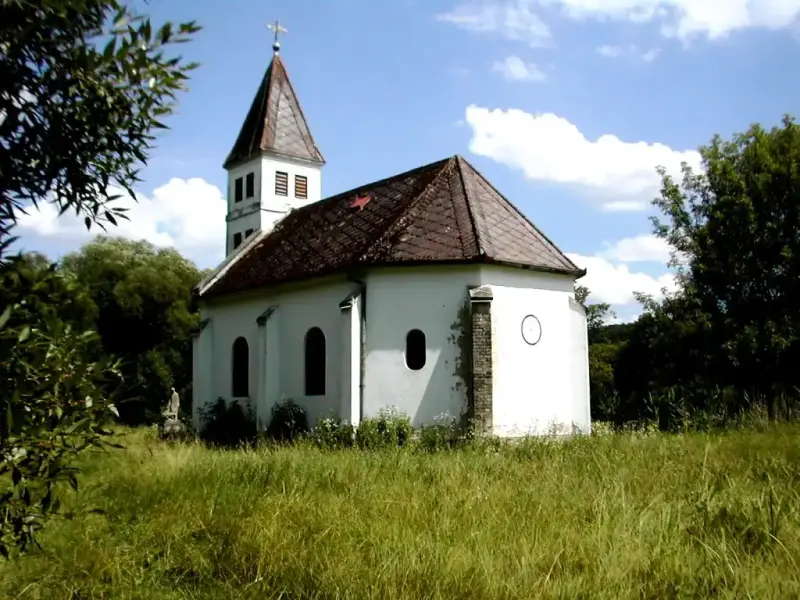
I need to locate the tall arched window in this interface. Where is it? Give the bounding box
[405,329,426,371]
[232,337,249,397]
[304,327,326,396]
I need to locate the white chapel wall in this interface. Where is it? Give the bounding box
[479,266,586,436]
[362,265,481,427]
[197,276,355,427]
[568,297,591,434]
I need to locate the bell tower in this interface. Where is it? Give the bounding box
[222,20,325,255]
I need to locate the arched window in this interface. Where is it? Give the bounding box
[405,329,426,371]
[232,337,249,397]
[305,327,326,396]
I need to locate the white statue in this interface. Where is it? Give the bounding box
[164,387,180,419]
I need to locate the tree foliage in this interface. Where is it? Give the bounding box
[62,237,203,424]
[589,115,800,425]
[651,115,800,406]
[0,258,121,557]
[0,0,199,556]
[1,0,199,254]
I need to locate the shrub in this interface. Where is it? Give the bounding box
[265,398,308,443]
[418,412,465,452]
[355,407,412,450]
[199,398,257,447]
[311,417,355,450]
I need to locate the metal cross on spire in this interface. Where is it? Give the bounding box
[267,20,287,54]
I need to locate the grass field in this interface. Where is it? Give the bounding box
[1,425,799,599]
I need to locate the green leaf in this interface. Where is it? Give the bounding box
[0,305,11,331]
[103,37,116,59]
[18,326,31,343]
[41,489,52,513]
[158,22,172,45]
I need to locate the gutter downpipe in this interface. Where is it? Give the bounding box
[347,275,367,425]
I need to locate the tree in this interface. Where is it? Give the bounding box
[575,284,615,342]
[62,237,203,424]
[0,0,199,555]
[652,115,800,414]
[0,256,121,557]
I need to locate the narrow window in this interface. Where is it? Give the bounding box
[295,175,308,199]
[234,177,243,202]
[245,172,255,198]
[304,327,326,396]
[405,329,426,371]
[233,232,242,249]
[245,228,254,238]
[275,171,288,196]
[232,337,249,397]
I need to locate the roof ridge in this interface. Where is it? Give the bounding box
[459,157,583,274]
[224,64,272,169]
[454,156,485,257]
[355,158,455,262]
[260,56,278,150]
[270,156,455,228]
[255,157,454,262]
[224,54,324,168]
[274,56,325,164]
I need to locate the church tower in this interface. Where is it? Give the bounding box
[222,22,325,255]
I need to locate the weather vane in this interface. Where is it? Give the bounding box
[267,20,287,54]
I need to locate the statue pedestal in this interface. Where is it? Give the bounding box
[160,416,186,438]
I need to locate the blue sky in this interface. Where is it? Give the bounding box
[16,0,800,320]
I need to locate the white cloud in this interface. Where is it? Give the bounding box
[597,43,661,61]
[569,252,677,305]
[17,178,226,267]
[546,0,800,40]
[640,48,661,61]
[597,44,623,57]
[603,200,649,212]
[436,0,552,46]
[492,55,547,81]
[464,104,701,210]
[597,234,671,263]
[438,0,800,43]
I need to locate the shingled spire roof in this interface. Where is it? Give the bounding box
[223,54,324,169]
[201,155,584,298]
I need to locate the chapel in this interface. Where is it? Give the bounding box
[192,31,592,436]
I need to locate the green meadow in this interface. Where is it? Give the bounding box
[2,425,799,599]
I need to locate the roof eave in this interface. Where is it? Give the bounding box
[481,256,586,278]
[223,148,325,171]
[203,256,586,300]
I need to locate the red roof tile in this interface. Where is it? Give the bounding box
[201,156,583,298]
[223,55,324,169]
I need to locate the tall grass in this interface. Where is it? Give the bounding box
[1,426,799,599]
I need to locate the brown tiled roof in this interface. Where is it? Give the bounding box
[223,54,324,169]
[201,156,583,298]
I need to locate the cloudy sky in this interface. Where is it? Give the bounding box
[14,0,800,320]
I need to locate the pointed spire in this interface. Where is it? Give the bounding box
[223,21,324,169]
